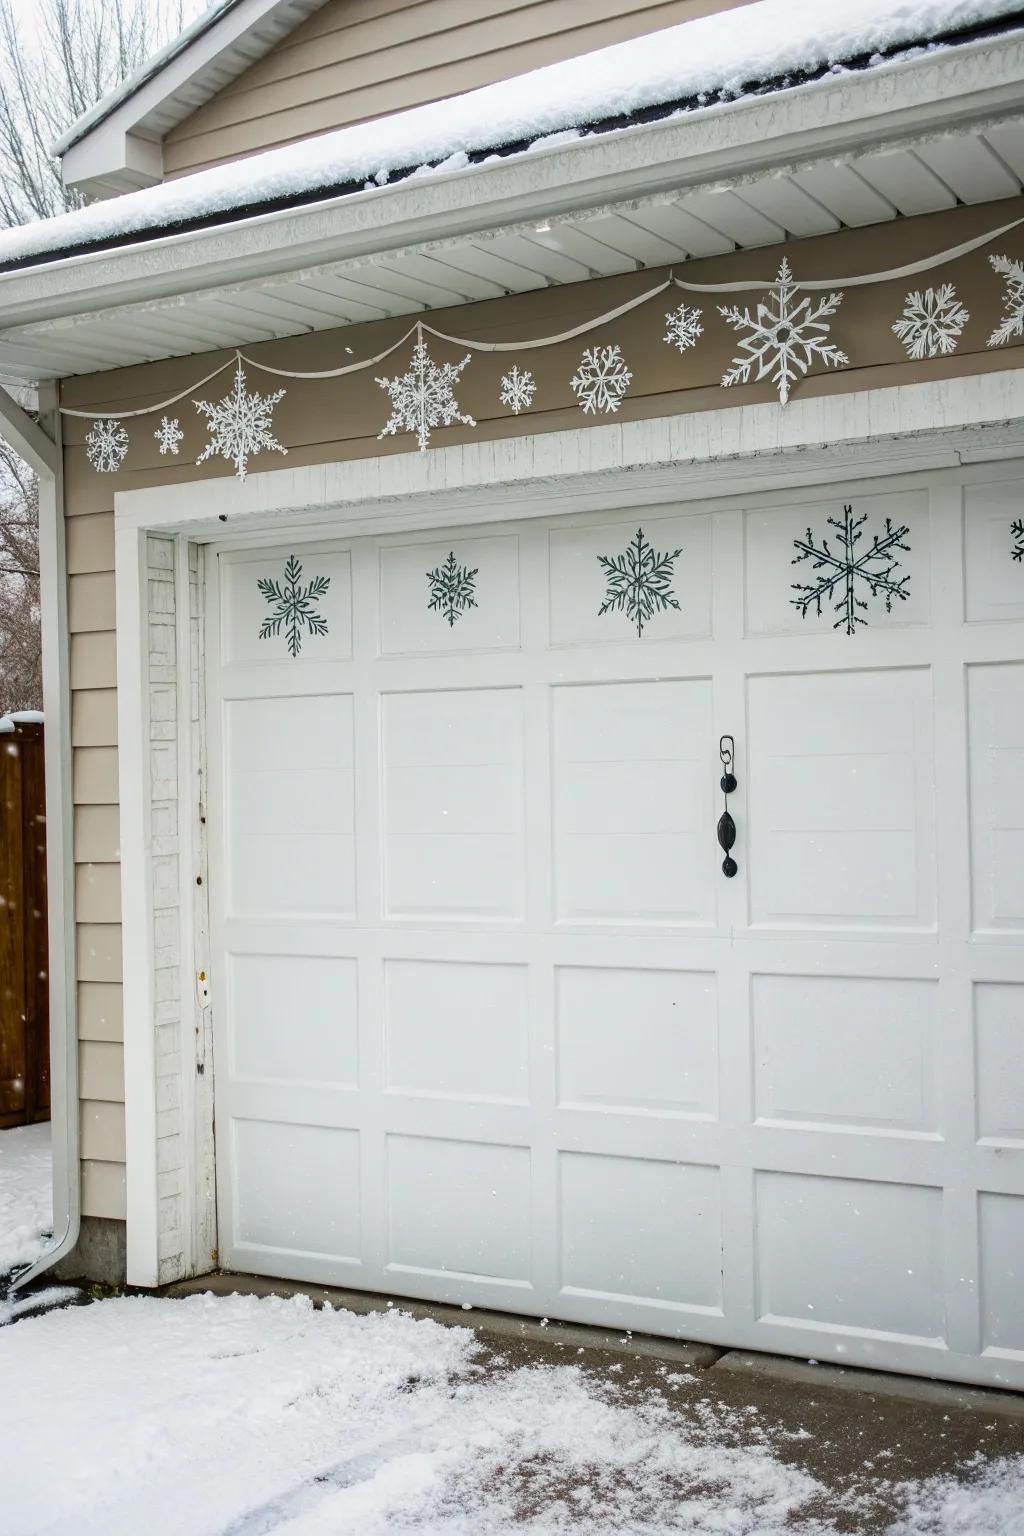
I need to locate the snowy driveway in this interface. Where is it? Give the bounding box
[0,1121,51,1276]
[1,1291,1023,1535]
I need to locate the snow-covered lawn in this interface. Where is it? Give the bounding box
[0,1291,1022,1535]
[0,1121,51,1276]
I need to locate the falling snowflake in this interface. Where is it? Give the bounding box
[427,551,479,627]
[194,360,286,481]
[499,365,536,414]
[154,416,183,456]
[85,419,129,474]
[988,254,1024,347]
[597,526,682,637]
[791,504,911,636]
[570,344,632,415]
[663,302,704,354]
[257,555,330,658]
[719,258,848,405]
[377,336,475,452]
[891,283,969,360]
[1013,518,1024,563]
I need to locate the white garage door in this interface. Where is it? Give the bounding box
[207,469,1024,1389]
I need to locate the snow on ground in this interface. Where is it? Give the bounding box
[0,1121,52,1276]
[0,1291,1022,1536]
[0,0,1020,266]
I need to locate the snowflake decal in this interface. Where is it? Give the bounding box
[597,526,682,637]
[791,504,911,636]
[85,419,129,474]
[377,336,475,452]
[154,416,183,456]
[988,254,1024,348]
[1012,518,1024,563]
[892,283,969,360]
[719,258,848,405]
[663,302,704,354]
[499,365,536,415]
[194,360,286,481]
[427,551,479,628]
[257,555,330,658]
[570,344,632,415]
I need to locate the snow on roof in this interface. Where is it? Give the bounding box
[3,0,1021,271]
[0,711,44,733]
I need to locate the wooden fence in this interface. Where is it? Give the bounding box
[0,718,49,1128]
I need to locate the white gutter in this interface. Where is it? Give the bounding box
[3,30,1024,341]
[0,389,80,1292]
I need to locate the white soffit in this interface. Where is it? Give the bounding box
[3,120,1023,387]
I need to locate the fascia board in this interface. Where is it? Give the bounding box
[10,34,1024,336]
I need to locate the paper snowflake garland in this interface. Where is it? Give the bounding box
[597,526,682,637]
[499,365,536,414]
[377,336,475,452]
[791,504,911,635]
[892,283,969,360]
[570,344,632,415]
[1012,518,1024,563]
[663,302,704,354]
[154,416,183,456]
[85,418,129,474]
[988,254,1024,347]
[194,360,286,481]
[257,555,330,658]
[719,258,848,405]
[427,551,479,627]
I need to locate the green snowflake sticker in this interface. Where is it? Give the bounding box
[257,555,330,658]
[427,551,478,628]
[597,527,682,637]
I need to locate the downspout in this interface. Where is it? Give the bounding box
[0,381,80,1288]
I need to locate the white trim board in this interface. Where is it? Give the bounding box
[113,373,1024,1288]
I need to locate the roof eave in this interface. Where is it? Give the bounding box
[5,33,1024,360]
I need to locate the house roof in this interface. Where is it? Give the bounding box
[53,0,331,197]
[13,0,1024,275]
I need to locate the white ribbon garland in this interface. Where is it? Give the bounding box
[60,213,1024,422]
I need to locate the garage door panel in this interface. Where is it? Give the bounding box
[559,1152,723,1312]
[386,1134,532,1285]
[752,973,939,1135]
[234,1119,362,1261]
[229,953,359,1088]
[221,546,352,665]
[383,959,529,1104]
[979,1192,1024,1354]
[555,965,717,1118]
[380,533,520,654]
[549,513,710,646]
[553,679,714,925]
[968,662,1024,932]
[744,491,929,638]
[382,687,525,920]
[754,1170,946,1343]
[964,482,1024,625]
[974,982,1024,1143]
[747,669,935,929]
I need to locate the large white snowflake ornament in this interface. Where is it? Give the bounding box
[377,336,475,452]
[663,302,704,354]
[85,418,129,474]
[988,254,1024,347]
[719,258,848,405]
[194,360,286,481]
[570,344,632,415]
[892,283,969,360]
[499,365,536,415]
[154,416,184,456]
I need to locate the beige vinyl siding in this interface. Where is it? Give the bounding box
[164,0,758,176]
[69,497,125,1218]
